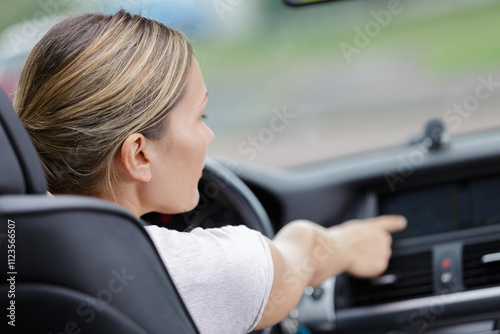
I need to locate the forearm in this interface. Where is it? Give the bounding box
[256,215,405,329]
[256,220,346,328]
[272,220,347,287]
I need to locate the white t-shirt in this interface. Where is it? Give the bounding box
[145,224,274,334]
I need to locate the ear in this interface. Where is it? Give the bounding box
[119,133,152,183]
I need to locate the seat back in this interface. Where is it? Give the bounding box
[0,89,46,195]
[0,89,199,333]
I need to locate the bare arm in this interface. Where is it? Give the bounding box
[254,215,406,329]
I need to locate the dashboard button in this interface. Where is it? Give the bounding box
[441,257,451,269]
[433,243,463,294]
[440,272,452,284]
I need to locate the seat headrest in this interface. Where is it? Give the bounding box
[0,89,47,194]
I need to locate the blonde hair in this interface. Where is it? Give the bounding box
[15,10,193,199]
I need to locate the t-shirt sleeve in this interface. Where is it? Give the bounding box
[145,224,274,334]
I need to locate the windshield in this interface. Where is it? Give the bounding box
[1,0,500,168]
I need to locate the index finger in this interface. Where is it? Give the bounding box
[372,215,407,233]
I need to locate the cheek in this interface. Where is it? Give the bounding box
[169,133,205,188]
[156,127,206,212]
[178,131,207,168]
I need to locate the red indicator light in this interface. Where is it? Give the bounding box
[441,258,451,269]
[160,214,173,224]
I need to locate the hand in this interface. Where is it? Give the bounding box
[329,215,406,278]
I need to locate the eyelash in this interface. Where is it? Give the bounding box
[200,114,208,120]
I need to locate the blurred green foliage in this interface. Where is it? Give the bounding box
[379,1,500,75]
[196,0,500,78]
[0,0,72,32]
[0,0,39,32]
[2,0,500,76]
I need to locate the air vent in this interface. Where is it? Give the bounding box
[347,252,433,307]
[463,241,500,290]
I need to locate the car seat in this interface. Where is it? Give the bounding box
[0,88,199,333]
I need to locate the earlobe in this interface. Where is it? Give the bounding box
[120,133,152,183]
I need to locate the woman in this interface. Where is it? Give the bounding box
[15,11,406,333]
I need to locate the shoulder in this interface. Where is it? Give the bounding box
[145,224,263,247]
[144,224,273,295]
[144,224,274,333]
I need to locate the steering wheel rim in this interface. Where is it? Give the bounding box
[191,157,275,239]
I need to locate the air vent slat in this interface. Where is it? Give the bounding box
[347,252,433,307]
[463,241,500,290]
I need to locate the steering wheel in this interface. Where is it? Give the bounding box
[194,157,275,238]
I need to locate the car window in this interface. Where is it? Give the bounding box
[1,0,500,168]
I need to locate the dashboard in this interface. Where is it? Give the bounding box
[380,174,500,241]
[329,173,500,334]
[236,127,500,334]
[144,128,500,334]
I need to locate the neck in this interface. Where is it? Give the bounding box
[110,183,147,220]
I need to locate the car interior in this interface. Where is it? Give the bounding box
[143,118,500,334]
[1,0,500,333]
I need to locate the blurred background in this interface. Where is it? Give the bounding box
[1,0,500,168]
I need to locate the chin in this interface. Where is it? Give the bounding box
[156,190,200,215]
[178,190,200,213]
[189,190,200,209]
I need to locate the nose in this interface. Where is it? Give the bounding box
[205,124,215,146]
